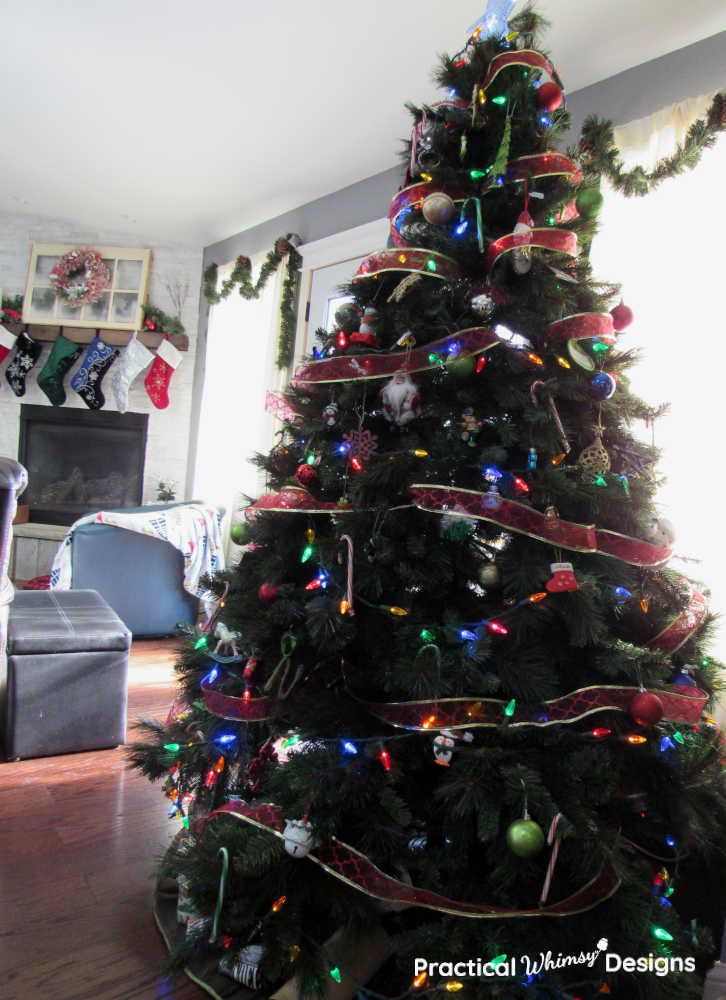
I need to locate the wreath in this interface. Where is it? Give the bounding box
[49,247,110,308]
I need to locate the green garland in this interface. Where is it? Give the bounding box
[203,233,302,370]
[142,304,185,336]
[578,91,726,196]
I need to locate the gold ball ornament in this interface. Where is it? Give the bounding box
[578,432,610,474]
[422,192,456,226]
[479,563,501,587]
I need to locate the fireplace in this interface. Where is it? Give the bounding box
[18,404,148,525]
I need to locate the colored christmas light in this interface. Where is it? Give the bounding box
[660,736,676,752]
[420,173,432,183]
[539,113,552,128]
[390,606,408,615]
[329,966,342,983]
[513,477,529,493]
[529,591,548,602]
[492,95,507,105]
[627,734,647,744]
[470,169,487,180]
[305,576,324,590]
[640,598,649,613]
[337,442,351,454]
[488,621,508,635]
[214,755,225,772]
[527,352,544,366]
[619,474,631,496]
[593,473,607,486]
[340,599,350,614]
[592,341,610,353]
[164,742,181,752]
[426,259,437,272]
[338,331,347,348]
[216,734,237,745]
[556,355,571,368]
[351,456,363,472]
[592,728,612,738]
[194,636,208,650]
[455,219,469,236]
[398,253,407,263]
[552,452,566,466]
[413,449,428,457]
[460,629,477,641]
[613,586,631,602]
[243,689,251,703]
[467,701,482,717]
[301,545,314,563]
[653,927,674,942]
[673,731,685,745]
[476,356,487,372]
[271,895,287,912]
[423,715,437,729]
[428,352,443,363]
[290,945,301,961]
[491,954,508,967]
[342,740,358,755]
[413,972,428,989]
[420,629,435,641]
[504,699,516,717]
[446,982,464,992]
[379,748,392,771]
[306,528,315,543]
[527,447,537,469]
[203,666,219,685]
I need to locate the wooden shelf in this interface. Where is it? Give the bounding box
[2,318,188,352]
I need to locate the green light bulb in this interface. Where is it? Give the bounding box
[163,743,181,752]
[673,731,685,745]
[194,636,208,649]
[329,966,342,983]
[492,95,507,105]
[592,342,610,353]
[420,629,435,642]
[470,169,487,179]
[306,453,316,465]
[426,259,437,272]
[301,545,314,563]
[653,927,674,942]
[504,699,516,718]
[491,954,507,967]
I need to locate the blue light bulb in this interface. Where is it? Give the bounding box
[455,220,469,236]
[342,741,358,755]
[216,734,237,745]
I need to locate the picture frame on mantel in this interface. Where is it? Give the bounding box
[22,243,152,330]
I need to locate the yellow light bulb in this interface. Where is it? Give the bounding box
[390,606,408,616]
[398,254,407,263]
[339,599,350,615]
[413,449,428,457]
[556,355,571,369]
[422,714,437,729]
[420,172,432,183]
[467,701,482,717]
[478,88,486,105]
[446,983,464,993]
[306,528,315,543]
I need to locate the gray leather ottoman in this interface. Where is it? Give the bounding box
[6,589,131,760]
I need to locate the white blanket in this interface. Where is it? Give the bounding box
[49,503,225,597]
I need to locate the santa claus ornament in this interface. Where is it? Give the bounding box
[283,817,317,857]
[381,372,421,426]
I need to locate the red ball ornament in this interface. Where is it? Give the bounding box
[258,582,279,604]
[630,691,664,727]
[295,463,318,487]
[536,82,564,112]
[610,301,634,331]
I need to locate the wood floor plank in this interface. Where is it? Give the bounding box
[0,638,203,1000]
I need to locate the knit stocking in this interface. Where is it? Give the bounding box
[0,323,17,365]
[70,335,119,410]
[5,330,42,396]
[144,335,183,409]
[37,332,83,406]
[110,331,154,413]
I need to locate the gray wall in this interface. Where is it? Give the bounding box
[188,31,726,496]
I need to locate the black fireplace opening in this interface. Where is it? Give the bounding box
[19,404,149,525]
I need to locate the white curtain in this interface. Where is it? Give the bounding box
[193,254,283,560]
[590,95,726,668]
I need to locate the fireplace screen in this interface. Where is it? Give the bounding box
[18,404,148,525]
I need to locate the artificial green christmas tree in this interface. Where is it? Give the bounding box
[131,4,726,997]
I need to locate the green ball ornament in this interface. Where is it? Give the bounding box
[229,522,250,545]
[575,188,604,218]
[506,819,545,858]
[446,355,476,379]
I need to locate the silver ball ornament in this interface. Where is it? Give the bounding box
[422,192,455,225]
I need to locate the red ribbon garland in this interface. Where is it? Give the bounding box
[196,800,621,919]
[544,313,616,347]
[478,49,560,94]
[292,326,499,387]
[350,683,707,732]
[486,228,578,274]
[246,486,353,519]
[410,485,672,567]
[201,675,275,722]
[482,152,583,192]
[647,585,708,653]
[353,248,461,284]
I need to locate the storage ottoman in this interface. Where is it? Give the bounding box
[6,589,131,760]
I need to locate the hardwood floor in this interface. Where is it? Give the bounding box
[0,639,203,1000]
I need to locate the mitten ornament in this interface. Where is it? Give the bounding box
[145,335,182,409]
[70,335,119,409]
[546,562,578,592]
[0,323,17,366]
[5,330,42,396]
[110,331,154,413]
[37,333,83,406]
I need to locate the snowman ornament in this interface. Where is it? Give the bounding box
[381,372,421,427]
[283,817,317,857]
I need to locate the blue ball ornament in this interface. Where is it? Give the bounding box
[589,371,617,400]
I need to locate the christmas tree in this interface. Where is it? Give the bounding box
[131,4,726,997]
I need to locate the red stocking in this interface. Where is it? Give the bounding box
[144,336,182,409]
[0,323,17,365]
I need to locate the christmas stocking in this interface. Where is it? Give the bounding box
[5,330,42,397]
[70,335,119,410]
[37,332,83,406]
[110,331,154,413]
[145,335,182,409]
[0,323,17,366]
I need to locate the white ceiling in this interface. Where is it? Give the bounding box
[3,0,725,247]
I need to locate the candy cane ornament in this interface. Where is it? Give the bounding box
[338,534,355,616]
[540,812,564,906]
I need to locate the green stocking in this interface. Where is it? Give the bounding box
[37,333,83,406]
